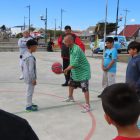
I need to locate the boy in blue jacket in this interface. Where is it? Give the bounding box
[126,41,140,98]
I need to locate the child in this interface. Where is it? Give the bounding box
[63,34,91,113]
[98,37,118,98]
[22,39,38,111]
[102,37,118,88]
[101,83,140,140]
[126,41,140,98]
[18,30,33,80]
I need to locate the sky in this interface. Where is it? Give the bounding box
[0,0,140,30]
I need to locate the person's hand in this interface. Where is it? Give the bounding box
[63,69,68,75]
[32,80,37,85]
[103,67,108,71]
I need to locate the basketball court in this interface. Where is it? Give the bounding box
[0,50,127,140]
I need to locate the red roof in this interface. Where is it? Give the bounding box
[119,25,140,38]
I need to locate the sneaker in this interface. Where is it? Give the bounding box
[32,104,38,110]
[19,75,24,80]
[32,104,38,108]
[26,105,38,112]
[62,97,75,102]
[81,104,91,113]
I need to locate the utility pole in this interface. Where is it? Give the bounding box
[115,0,119,35]
[40,8,47,45]
[103,0,108,54]
[60,9,65,31]
[123,9,130,36]
[24,16,27,30]
[26,5,30,34]
[54,19,56,40]
[45,8,47,44]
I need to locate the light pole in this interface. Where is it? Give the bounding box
[54,19,56,40]
[40,8,47,45]
[103,0,108,53]
[115,0,119,35]
[123,9,130,36]
[26,5,30,34]
[24,16,27,30]
[60,8,65,31]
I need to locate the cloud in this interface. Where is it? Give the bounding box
[130,18,136,22]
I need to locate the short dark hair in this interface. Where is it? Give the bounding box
[64,25,71,30]
[101,83,140,126]
[128,41,140,52]
[26,39,38,49]
[105,37,114,43]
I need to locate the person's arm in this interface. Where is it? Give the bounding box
[75,36,85,52]
[57,36,62,48]
[64,48,80,73]
[105,48,118,71]
[28,57,36,85]
[135,60,140,90]
[63,65,74,75]
[104,60,115,71]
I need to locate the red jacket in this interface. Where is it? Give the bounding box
[58,33,85,59]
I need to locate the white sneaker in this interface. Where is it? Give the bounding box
[81,104,91,113]
[63,97,75,102]
[19,75,24,80]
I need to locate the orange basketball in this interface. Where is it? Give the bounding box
[52,62,63,74]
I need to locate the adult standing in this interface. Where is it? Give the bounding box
[58,25,85,86]
[63,34,91,113]
[18,30,33,80]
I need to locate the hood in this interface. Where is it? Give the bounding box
[22,51,32,60]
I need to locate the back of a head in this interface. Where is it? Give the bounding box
[101,83,140,126]
[105,37,114,43]
[26,39,38,49]
[64,25,71,30]
[128,41,140,52]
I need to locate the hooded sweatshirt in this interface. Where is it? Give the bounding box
[22,51,36,84]
[126,55,140,91]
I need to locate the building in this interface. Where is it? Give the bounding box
[119,24,140,40]
[10,25,28,36]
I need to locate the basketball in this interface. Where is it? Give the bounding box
[52,62,63,74]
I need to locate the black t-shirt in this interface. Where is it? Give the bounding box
[0,109,39,140]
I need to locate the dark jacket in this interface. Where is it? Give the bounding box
[126,55,140,91]
[0,109,39,140]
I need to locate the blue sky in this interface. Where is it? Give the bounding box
[0,0,139,30]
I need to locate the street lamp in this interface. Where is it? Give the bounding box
[40,8,47,45]
[26,5,30,34]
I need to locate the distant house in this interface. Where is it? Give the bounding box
[80,26,96,40]
[10,25,27,36]
[119,24,140,40]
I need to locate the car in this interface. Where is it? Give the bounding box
[98,35,128,53]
